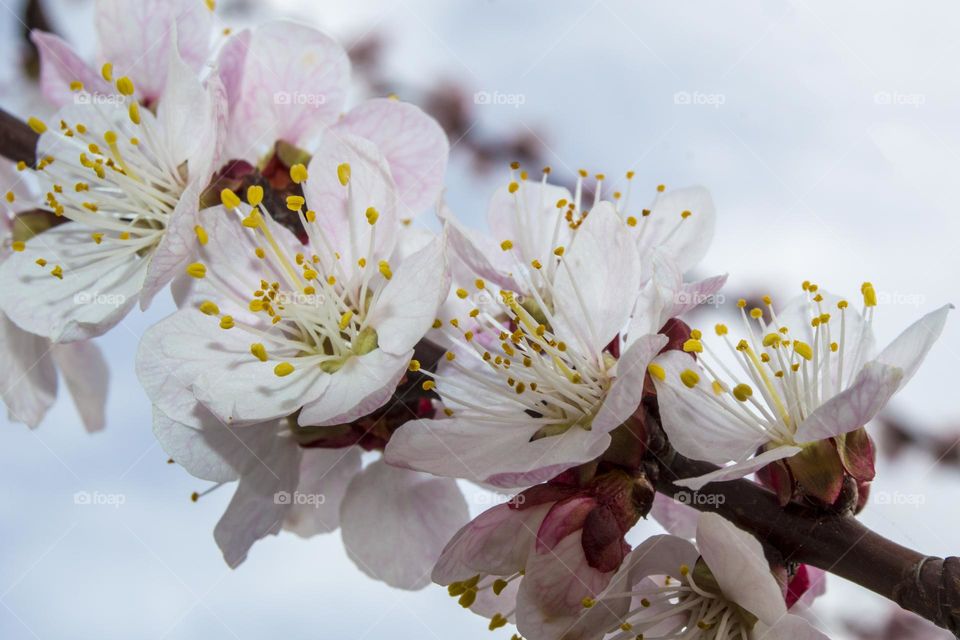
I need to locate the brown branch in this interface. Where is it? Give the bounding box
[0,107,39,165]
[646,422,960,637]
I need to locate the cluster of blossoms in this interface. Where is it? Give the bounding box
[0,1,952,638]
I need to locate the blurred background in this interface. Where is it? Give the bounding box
[1,0,959,638]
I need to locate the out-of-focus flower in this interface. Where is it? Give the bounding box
[0,43,226,341]
[154,408,468,587]
[650,283,951,501]
[548,513,829,640]
[386,202,670,488]
[0,163,108,429]
[137,136,447,427]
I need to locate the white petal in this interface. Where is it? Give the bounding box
[51,340,108,432]
[487,180,573,266]
[653,350,772,464]
[0,313,57,427]
[552,202,643,354]
[0,222,147,341]
[441,212,519,291]
[214,424,301,568]
[593,334,668,433]
[283,446,362,536]
[875,304,952,391]
[152,406,251,483]
[366,235,449,355]
[298,348,410,426]
[794,361,903,443]
[696,513,786,624]
[649,494,700,539]
[753,614,830,639]
[635,186,715,273]
[334,98,449,217]
[674,446,802,490]
[226,21,349,157]
[303,133,399,266]
[340,460,469,589]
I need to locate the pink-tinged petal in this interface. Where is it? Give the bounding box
[385,416,611,488]
[536,496,597,552]
[30,32,110,107]
[652,350,772,464]
[754,614,830,639]
[152,406,245,483]
[0,222,147,342]
[649,493,700,539]
[0,313,57,428]
[515,531,614,639]
[340,460,469,589]
[552,202,643,354]
[634,186,716,273]
[50,340,108,432]
[696,512,786,624]
[95,0,213,102]
[214,423,301,568]
[215,29,251,107]
[440,211,519,291]
[668,272,728,319]
[283,446,362,537]
[226,21,349,157]
[366,235,449,355]
[335,98,449,217]
[790,565,828,610]
[433,502,552,585]
[593,334,668,433]
[139,178,204,310]
[836,426,876,482]
[675,445,803,491]
[303,133,399,266]
[487,180,573,266]
[875,304,952,391]
[298,348,410,426]
[795,361,903,443]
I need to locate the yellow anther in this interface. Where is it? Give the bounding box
[474,279,485,290]
[337,163,351,185]
[205,0,215,10]
[626,216,638,227]
[737,299,747,308]
[508,182,519,194]
[553,246,565,256]
[445,352,456,362]
[246,185,264,207]
[219,316,235,330]
[221,188,241,209]
[682,339,703,353]
[11,241,25,252]
[104,130,118,145]
[290,163,308,184]
[500,240,514,251]
[750,308,763,319]
[715,323,728,336]
[27,117,47,134]
[531,259,542,270]
[794,341,813,361]
[861,282,877,307]
[194,225,208,246]
[378,260,392,280]
[408,360,422,372]
[305,210,316,222]
[128,102,141,124]
[116,76,135,96]
[186,262,207,279]
[733,383,753,402]
[488,614,508,631]
[254,247,266,259]
[838,300,849,310]
[831,342,839,352]
[680,369,700,388]
[35,258,47,267]
[286,195,305,211]
[690,329,703,339]
[50,265,63,279]
[339,310,354,330]
[679,563,690,576]
[647,363,666,381]
[432,319,442,329]
[762,333,781,347]
[581,597,596,609]
[69,80,83,91]
[578,169,588,178]
[274,362,294,377]
[422,380,436,391]
[456,288,469,299]
[365,207,379,225]
[492,579,508,595]
[199,301,219,316]
[681,210,692,219]
[101,62,113,82]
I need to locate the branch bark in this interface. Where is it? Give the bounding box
[647,423,960,636]
[0,107,39,165]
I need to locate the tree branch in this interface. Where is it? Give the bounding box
[647,422,960,637]
[0,107,38,165]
